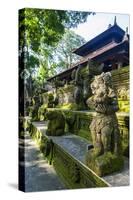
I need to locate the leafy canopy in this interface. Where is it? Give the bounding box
[36,30,86,84]
[19,8,93,52]
[19,8,94,89]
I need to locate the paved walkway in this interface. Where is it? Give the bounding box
[19,133,66,192]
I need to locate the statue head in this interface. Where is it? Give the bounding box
[89,72,118,113]
[91,72,114,96]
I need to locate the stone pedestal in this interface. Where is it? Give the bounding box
[86,150,124,176]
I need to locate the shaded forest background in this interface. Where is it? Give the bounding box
[19,8,94,91]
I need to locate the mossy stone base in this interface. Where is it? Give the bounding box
[86,150,124,177]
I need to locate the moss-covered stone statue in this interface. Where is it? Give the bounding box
[65,111,76,133]
[73,63,92,110]
[46,110,65,136]
[30,96,41,120]
[86,72,124,176]
[72,60,103,110]
[47,93,58,108]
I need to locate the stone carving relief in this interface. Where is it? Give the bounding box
[117,87,129,100]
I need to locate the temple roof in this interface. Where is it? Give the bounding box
[47,20,129,82]
[73,24,125,57]
[47,39,129,81]
[77,39,129,63]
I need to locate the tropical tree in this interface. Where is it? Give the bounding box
[19,8,93,53]
[35,30,86,83]
[19,8,94,96]
[54,30,86,70]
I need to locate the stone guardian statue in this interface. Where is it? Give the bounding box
[86,72,124,176]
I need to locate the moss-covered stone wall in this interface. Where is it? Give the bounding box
[56,85,75,105]
[36,67,130,156]
[41,66,129,112]
[29,122,109,188]
[47,108,129,157]
[53,144,108,188]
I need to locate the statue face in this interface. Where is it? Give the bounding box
[91,75,104,94]
[91,72,114,97]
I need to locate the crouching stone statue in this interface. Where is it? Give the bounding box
[86,72,124,176]
[46,110,65,136]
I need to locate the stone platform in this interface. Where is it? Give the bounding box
[30,121,129,189]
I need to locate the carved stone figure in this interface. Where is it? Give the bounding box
[65,111,76,133]
[46,110,65,136]
[47,93,58,108]
[86,72,124,176]
[73,65,83,104]
[117,87,129,100]
[72,60,102,110]
[73,63,92,110]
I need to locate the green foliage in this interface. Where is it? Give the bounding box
[35,30,86,83]
[55,30,86,70]
[19,8,93,89]
[19,8,92,52]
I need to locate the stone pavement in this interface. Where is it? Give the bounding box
[19,133,66,192]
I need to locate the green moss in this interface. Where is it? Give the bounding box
[57,102,87,111]
[30,122,109,188]
[19,117,31,138]
[46,110,65,136]
[77,130,92,142]
[118,99,129,112]
[38,103,47,120]
[53,146,108,188]
[29,125,54,163]
[96,153,124,176]
[86,151,124,176]
[122,144,129,157]
[56,103,77,110]
[53,157,81,189]
[111,66,129,75]
[53,148,94,189]
[57,85,74,93]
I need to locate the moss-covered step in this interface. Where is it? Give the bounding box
[30,121,129,189]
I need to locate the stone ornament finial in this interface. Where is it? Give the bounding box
[114,16,117,25]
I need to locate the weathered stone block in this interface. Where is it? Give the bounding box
[86,151,124,176]
[46,110,65,136]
